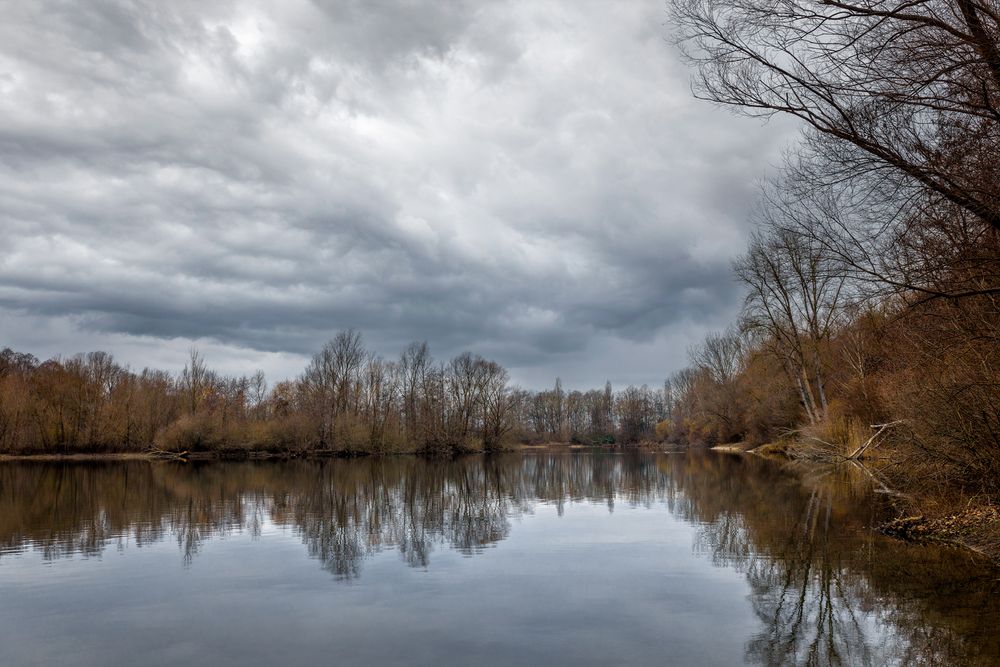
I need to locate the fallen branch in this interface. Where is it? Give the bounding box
[847,459,910,500]
[146,447,190,460]
[846,421,905,460]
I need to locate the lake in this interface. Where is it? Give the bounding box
[0,451,997,666]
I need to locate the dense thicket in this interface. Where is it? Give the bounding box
[0,335,669,455]
[667,0,1000,492]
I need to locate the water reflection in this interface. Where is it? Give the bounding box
[0,452,997,665]
[680,455,1000,666]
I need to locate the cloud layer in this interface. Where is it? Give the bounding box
[0,0,795,387]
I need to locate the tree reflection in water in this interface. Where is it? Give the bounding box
[0,452,997,665]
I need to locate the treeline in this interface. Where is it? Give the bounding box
[667,0,1000,491]
[0,333,669,455]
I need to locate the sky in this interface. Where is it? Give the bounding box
[0,0,797,389]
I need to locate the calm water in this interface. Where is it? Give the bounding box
[0,451,997,666]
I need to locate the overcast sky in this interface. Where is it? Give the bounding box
[0,0,797,389]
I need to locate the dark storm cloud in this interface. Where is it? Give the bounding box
[0,0,796,385]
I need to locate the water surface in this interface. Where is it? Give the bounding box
[1,451,997,666]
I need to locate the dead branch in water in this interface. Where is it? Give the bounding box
[848,459,910,500]
[146,447,189,460]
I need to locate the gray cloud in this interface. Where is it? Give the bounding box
[0,0,797,387]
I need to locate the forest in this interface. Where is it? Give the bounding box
[0,337,668,456]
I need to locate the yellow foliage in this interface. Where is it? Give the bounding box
[654,420,671,441]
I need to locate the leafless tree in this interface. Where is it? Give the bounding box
[735,211,847,422]
[672,0,1000,231]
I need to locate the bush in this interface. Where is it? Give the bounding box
[154,414,226,452]
[654,420,671,442]
[245,416,319,452]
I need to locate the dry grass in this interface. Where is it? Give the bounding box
[750,441,792,457]
[710,441,752,453]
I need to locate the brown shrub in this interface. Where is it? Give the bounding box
[154,414,226,452]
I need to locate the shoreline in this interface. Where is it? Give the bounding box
[877,507,1000,564]
[7,444,995,565]
[0,441,653,463]
[730,443,1000,566]
[0,452,159,462]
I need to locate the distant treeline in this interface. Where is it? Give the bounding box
[0,334,670,455]
[667,0,1000,493]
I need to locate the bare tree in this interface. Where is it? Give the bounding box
[672,0,1000,231]
[765,156,1000,304]
[302,330,366,446]
[180,348,210,415]
[479,361,515,450]
[400,342,431,441]
[734,214,847,423]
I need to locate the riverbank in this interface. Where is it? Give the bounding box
[0,452,157,462]
[743,441,1000,564]
[7,442,996,565]
[879,507,1000,562]
[709,442,753,453]
[0,450,359,463]
[0,440,655,463]
[0,448,446,462]
[0,450,341,462]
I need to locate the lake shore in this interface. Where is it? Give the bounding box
[0,449,421,462]
[735,442,1000,565]
[0,441,663,463]
[876,505,1000,564]
[0,452,157,462]
[7,443,997,565]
